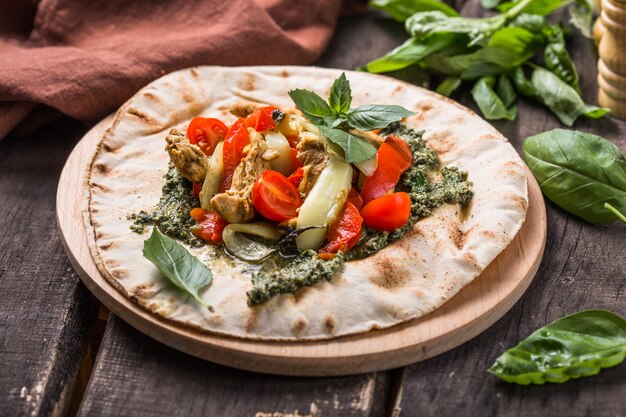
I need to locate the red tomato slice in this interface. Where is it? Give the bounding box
[251,170,302,222]
[361,192,411,231]
[347,187,364,211]
[190,209,228,245]
[244,106,277,132]
[287,167,304,189]
[220,118,250,192]
[186,117,228,156]
[360,135,412,204]
[320,202,363,254]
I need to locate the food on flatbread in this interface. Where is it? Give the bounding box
[132,74,474,306]
[86,66,528,340]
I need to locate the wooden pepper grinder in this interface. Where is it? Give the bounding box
[597,0,626,118]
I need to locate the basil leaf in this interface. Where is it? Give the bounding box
[471,76,517,120]
[406,11,501,39]
[512,66,538,98]
[531,67,609,126]
[328,72,352,114]
[497,0,575,16]
[570,0,594,38]
[481,0,505,9]
[287,89,332,125]
[509,13,548,32]
[319,126,377,163]
[142,228,212,308]
[365,35,460,74]
[370,0,459,22]
[346,104,416,130]
[543,25,581,94]
[496,74,517,107]
[488,310,626,385]
[436,76,462,97]
[424,27,542,79]
[604,203,626,225]
[524,129,626,223]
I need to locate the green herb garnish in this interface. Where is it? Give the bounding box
[523,129,626,224]
[143,228,213,309]
[488,310,626,384]
[364,0,606,126]
[288,73,415,163]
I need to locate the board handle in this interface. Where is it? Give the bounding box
[598,0,626,118]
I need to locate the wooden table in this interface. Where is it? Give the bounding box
[1,2,624,416]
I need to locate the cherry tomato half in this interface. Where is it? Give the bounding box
[244,106,277,132]
[251,170,302,222]
[320,202,363,254]
[186,117,228,156]
[190,208,228,245]
[220,118,250,192]
[360,135,413,204]
[360,192,411,231]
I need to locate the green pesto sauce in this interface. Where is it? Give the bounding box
[132,124,473,305]
[130,167,204,247]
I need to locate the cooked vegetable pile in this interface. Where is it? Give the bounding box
[365,0,606,126]
[133,73,473,305]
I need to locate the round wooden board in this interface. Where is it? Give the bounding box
[57,115,547,377]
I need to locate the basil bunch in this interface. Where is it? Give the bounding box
[288,73,415,163]
[367,0,606,126]
[489,310,626,384]
[524,129,626,224]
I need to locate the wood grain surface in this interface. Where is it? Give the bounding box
[2,1,625,416]
[57,89,545,376]
[0,120,98,417]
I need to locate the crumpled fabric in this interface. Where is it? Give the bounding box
[0,0,354,139]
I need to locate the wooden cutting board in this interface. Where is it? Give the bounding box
[56,115,547,376]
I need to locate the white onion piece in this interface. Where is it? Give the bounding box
[354,154,378,176]
[264,131,293,176]
[222,222,280,263]
[199,141,224,210]
[296,156,353,251]
[277,113,306,136]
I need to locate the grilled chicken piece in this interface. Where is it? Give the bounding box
[165,129,207,183]
[229,101,265,118]
[296,131,329,196]
[211,129,269,223]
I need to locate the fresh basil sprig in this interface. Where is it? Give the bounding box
[489,310,626,385]
[288,73,415,163]
[365,0,603,126]
[524,129,626,224]
[143,228,213,308]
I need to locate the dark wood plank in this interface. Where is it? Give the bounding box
[0,119,99,417]
[394,2,626,416]
[76,15,402,417]
[78,315,393,417]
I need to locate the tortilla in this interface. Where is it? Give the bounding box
[85,66,528,340]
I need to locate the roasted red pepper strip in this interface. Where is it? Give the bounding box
[192,182,202,198]
[360,135,412,204]
[190,208,228,245]
[319,202,363,254]
[287,167,304,189]
[347,187,364,211]
[220,118,250,192]
[361,192,411,232]
[244,106,277,132]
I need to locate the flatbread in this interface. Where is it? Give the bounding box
[85,66,528,340]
